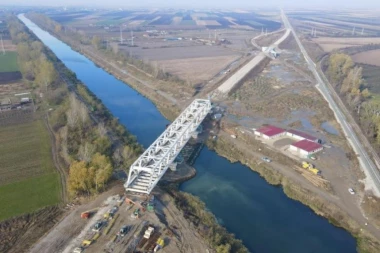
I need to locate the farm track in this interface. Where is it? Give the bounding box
[44,114,68,203]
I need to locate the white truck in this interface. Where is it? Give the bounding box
[144,226,155,239]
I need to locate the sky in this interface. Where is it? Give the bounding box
[5,0,380,9]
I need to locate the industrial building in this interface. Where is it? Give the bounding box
[286,129,321,143]
[289,139,323,157]
[254,125,286,139]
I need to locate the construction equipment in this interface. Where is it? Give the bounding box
[147,202,154,212]
[302,161,321,175]
[104,206,118,219]
[81,240,92,247]
[144,226,155,239]
[147,196,155,212]
[154,238,165,252]
[131,208,140,219]
[80,208,98,219]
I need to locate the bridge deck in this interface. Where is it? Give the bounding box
[124,99,212,194]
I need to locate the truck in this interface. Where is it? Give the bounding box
[154,237,165,252]
[144,226,155,239]
[80,208,98,219]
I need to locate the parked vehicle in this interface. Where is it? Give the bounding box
[348,188,355,195]
[261,157,271,163]
[73,247,83,253]
[92,221,104,232]
[119,225,128,237]
[144,226,155,239]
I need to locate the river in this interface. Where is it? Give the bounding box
[19,14,357,253]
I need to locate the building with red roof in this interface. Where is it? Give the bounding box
[286,129,321,143]
[289,139,323,157]
[254,125,286,139]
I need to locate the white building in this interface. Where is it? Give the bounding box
[289,139,323,157]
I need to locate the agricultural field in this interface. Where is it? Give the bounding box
[352,49,380,67]
[43,9,283,85]
[312,37,380,52]
[289,10,380,37]
[0,51,19,72]
[0,117,60,221]
[46,9,282,30]
[157,55,240,84]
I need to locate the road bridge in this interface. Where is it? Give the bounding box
[124,99,212,194]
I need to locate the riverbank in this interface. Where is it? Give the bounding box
[19,14,251,252]
[24,13,379,252]
[208,134,380,252]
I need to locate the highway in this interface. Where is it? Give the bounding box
[281,10,380,196]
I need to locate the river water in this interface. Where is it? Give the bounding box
[19,14,357,253]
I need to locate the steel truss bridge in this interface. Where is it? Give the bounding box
[124,99,212,194]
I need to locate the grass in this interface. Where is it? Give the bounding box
[360,64,380,95]
[0,51,19,72]
[0,119,61,221]
[0,173,60,221]
[0,120,54,185]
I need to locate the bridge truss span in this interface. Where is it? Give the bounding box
[124,99,212,194]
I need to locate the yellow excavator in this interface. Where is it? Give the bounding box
[302,161,321,175]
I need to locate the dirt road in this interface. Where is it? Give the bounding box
[28,185,210,253]
[219,130,380,239]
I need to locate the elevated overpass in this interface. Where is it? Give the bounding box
[124,99,212,194]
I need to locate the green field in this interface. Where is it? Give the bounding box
[0,51,19,72]
[0,119,61,221]
[95,19,124,26]
[361,64,380,95]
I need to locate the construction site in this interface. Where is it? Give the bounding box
[29,185,210,253]
[5,7,380,253]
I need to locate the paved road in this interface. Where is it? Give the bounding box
[281,10,380,197]
[215,28,290,95]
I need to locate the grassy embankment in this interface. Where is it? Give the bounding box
[0,120,60,221]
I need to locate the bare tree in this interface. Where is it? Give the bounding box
[59,126,71,164]
[66,94,82,128]
[78,142,95,162]
[97,122,107,137]
[66,108,79,128]
[78,102,89,125]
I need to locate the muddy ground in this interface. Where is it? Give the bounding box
[0,206,64,253]
[28,184,210,253]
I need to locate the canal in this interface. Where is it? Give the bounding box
[19,14,357,253]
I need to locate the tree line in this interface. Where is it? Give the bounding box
[326,53,380,150]
[8,15,142,197]
[8,17,58,91]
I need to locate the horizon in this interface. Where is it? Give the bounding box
[4,0,380,9]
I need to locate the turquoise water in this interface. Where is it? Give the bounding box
[20,14,357,253]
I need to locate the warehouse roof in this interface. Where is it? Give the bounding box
[256,125,285,137]
[291,139,322,152]
[287,129,318,141]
